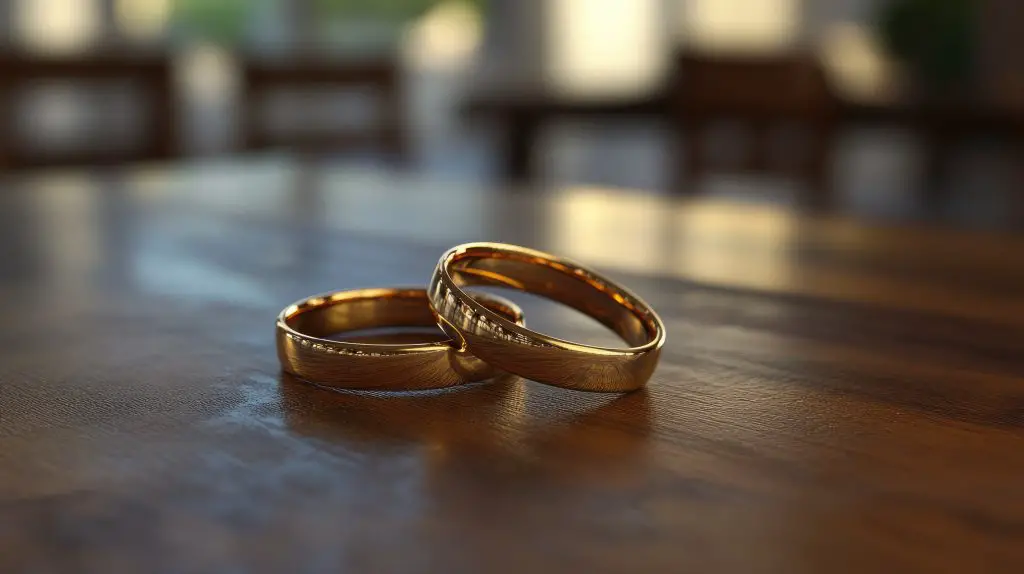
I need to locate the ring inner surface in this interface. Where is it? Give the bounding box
[286,291,440,340]
[448,250,658,348]
[287,289,521,341]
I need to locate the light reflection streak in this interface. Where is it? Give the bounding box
[548,187,795,292]
[28,174,103,283]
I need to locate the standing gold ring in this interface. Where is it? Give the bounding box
[428,243,665,392]
[277,287,524,390]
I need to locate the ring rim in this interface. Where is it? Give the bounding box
[278,287,464,356]
[429,243,666,392]
[276,286,525,390]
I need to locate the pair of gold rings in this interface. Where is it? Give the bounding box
[276,243,666,393]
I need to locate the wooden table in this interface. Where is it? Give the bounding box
[2,160,1023,573]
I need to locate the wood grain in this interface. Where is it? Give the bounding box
[1,162,1023,573]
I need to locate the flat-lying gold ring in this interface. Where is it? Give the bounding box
[276,287,525,390]
[428,242,665,393]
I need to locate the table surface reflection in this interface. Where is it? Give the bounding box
[1,158,1023,573]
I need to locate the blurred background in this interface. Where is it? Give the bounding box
[0,0,1020,228]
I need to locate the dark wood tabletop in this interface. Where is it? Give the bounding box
[1,159,1023,573]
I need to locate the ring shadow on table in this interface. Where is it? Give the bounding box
[276,332,654,485]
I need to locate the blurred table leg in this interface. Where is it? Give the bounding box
[500,111,539,182]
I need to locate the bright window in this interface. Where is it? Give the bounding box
[680,0,802,52]
[545,0,668,97]
[17,0,102,53]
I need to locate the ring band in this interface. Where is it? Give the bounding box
[276,287,525,390]
[428,243,665,392]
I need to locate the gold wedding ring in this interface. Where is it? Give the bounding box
[428,243,665,392]
[277,287,525,390]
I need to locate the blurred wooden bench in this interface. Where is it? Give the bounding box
[0,52,175,169]
[463,88,667,181]
[464,48,1021,209]
[239,56,407,161]
[670,52,839,203]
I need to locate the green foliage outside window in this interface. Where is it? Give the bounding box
[314,0,485,22]
[172,0,485,45]
[876,0,977,91]
[172,0,253,45]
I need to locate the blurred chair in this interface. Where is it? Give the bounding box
[239,56,407,161]
[0,51,176,169]
[671,51,838,204]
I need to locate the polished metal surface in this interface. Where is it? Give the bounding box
[429,243,666,392]
[277,287,524,390]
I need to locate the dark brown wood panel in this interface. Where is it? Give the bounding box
[0,162,1022,573]
[239,56,407,159]
[0,52,176,168]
